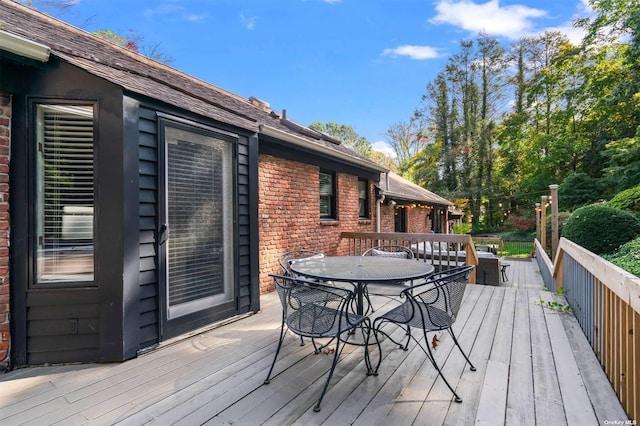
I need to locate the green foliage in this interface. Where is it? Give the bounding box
[562,204,640,254]
[559,172,605,210]
[452,222,472,234]
[603,137,640,193]
[608,185,640,216]
[602,237,640,277]
[500,230,535,238]
[535,299,572,312]
[308,122,372,157]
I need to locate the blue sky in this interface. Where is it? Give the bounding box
[51,0,592,156]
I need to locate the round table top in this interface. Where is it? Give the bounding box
[290,255,435,283]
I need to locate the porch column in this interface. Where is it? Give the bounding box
[0,92,10,370]
[540,195,548,251]
[535,202,541,242]
[549,184,559,258]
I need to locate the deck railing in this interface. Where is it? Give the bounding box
[535,239,556,291]
[339,232,479,283]
[554,237,640,420]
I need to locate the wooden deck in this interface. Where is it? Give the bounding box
[0,259,628,425]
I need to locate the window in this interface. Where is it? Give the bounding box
[35,104,95,283]
[319,170,336,219]
[358,178,369,219]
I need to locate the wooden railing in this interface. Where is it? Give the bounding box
[339,232,479,284]
[554,237,640,419]
[534,239,556,291]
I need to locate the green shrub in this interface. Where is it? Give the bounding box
[452,223,472,234]
[559,172,605,210]
[608,185,640,217]
[562,204,640,254]
[602,237,640,277]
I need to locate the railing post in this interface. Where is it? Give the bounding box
[535,202,541,242]
[541,196,547,251]
[549,184,559,259]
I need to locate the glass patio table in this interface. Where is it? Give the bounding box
[290,256,435,316]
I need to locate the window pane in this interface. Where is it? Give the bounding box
[319,172,334,218]
[165,126,234,317]
[319,172,333,196]
[358,180,368,217]
[358,180,367,198]
[36,104,94,283]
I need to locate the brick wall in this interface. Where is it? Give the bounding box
[407,205,433,233]
[258,154,378,293]
[0,92,10,370]
[378,204,433,233]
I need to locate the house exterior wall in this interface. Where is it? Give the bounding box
[0,92,10,370]
[407,206,433,233]
[378,205,433,234]
[258,154,377,293]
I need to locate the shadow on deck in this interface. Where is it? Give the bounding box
[0,267,628,425]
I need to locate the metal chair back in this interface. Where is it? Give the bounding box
[362,245,414,259]
[265,274,377,412]
[278,250,323,275]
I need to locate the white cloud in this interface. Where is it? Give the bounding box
[382,45,441,60]
[185,14,208,23]
[240,13,258,30]
[144,3,207,22]
[545,23,585,45]
[324,0,342,3]
[372,141,397,158]
[430,0,546,39]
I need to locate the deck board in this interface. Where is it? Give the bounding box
[0,259,628,425]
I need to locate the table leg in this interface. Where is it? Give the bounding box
[357,282,364,316]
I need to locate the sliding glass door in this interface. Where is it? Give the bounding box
[160,123,236,335]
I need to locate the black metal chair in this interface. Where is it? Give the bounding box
[372,265,476,403]
[264,274,378,412]
[278,250,325,346]
[278,250,323,276]
[360,245,416,313]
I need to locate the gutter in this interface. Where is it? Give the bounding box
[259,124,388,173]
[382,190,453,207]
[0,30,50,62]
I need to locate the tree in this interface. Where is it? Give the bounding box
[93,29,175,63]
[15,0,77,16]
[18,1,175,64]
[308,122,372,157]
[368,150,398,172]
[384,115,426,167]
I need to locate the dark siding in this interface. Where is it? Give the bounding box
[26,290,100,364]
[237,137,252,311]
[138,106,160,350]
[8,60,128,365]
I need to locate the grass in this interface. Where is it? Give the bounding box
[501,240,534,257]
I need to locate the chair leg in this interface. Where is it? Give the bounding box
[314,333,343,412]
[362,319,379,376]
[423,331,463,403]
[264,321,287,385]
[448,329,476,371]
